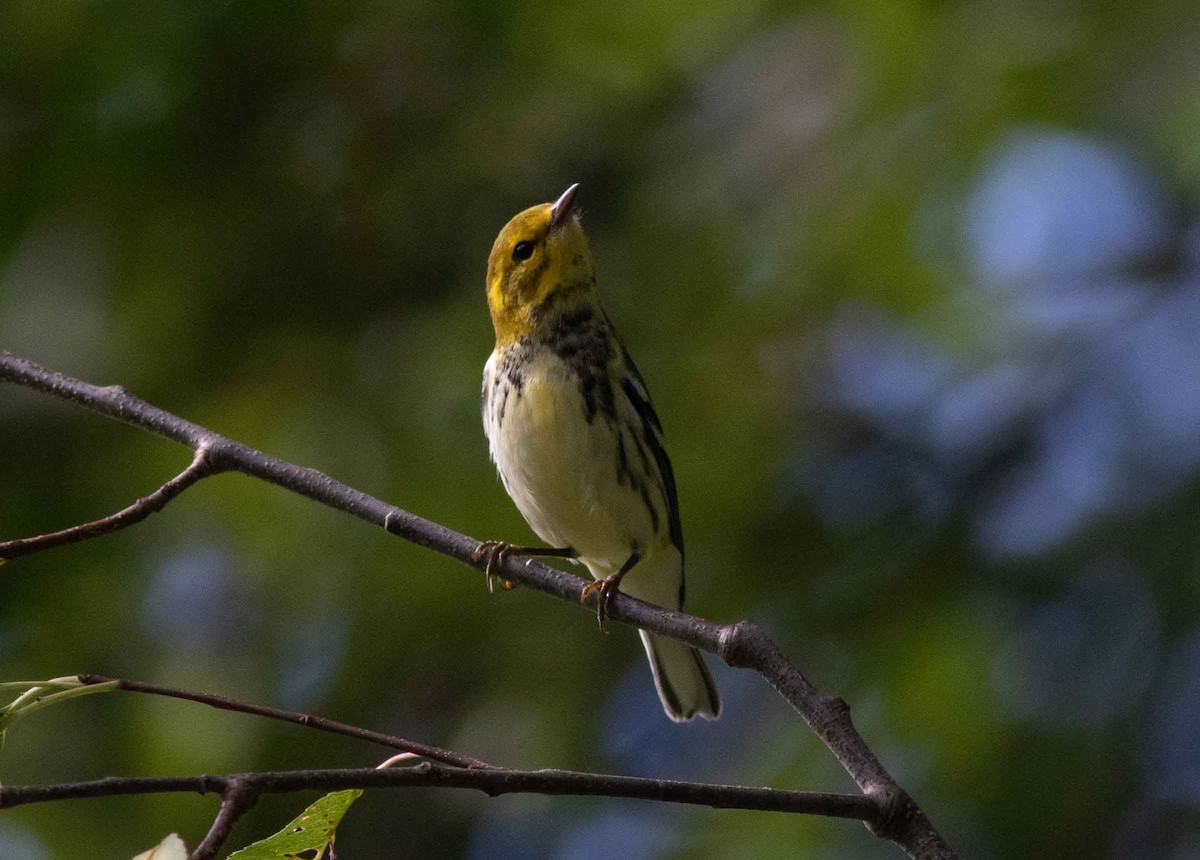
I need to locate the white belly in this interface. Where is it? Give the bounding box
[483,349,666,577]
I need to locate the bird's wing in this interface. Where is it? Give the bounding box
[615,339,684,568]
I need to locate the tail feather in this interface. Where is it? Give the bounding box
[639,631,721,722]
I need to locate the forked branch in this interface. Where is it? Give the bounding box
[0,674,877,858]
[0,352,956,860]
[0,447,220,560]
[0,764,880,859]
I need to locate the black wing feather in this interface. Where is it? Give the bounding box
[618,343,685,564]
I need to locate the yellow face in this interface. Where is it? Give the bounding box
[486,188,594,346]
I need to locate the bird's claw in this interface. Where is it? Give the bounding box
[579,575,621,632]
[472,541,517,593]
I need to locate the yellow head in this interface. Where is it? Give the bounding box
[485,184,597,346]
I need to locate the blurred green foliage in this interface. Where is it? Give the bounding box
[2,0,1200,857]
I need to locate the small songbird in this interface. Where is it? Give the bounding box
[476,184,720,721]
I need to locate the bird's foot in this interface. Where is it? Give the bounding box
[579,574,623,632]
[471,541,517,593]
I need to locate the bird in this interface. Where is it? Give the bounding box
[475,184,720,722]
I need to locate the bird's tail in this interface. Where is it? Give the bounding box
[639,631,721,722]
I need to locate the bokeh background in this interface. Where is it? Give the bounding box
[3,0,1200,857]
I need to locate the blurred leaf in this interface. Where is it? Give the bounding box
[0,677,118,738]
[131,833,188,860]
[228,790,362,860]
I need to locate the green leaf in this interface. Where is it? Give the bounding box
[227,790,362,859]
[0,678,119,738]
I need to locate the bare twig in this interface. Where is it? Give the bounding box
[0,447,220,560]
[4,675,878,856]
[74,675,493,770]
[0,352,956,859]
[0,763,881,822]
[190,777,259,860]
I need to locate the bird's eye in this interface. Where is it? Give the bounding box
[512,240,535,262]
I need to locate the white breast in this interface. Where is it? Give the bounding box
[482,348,667,577]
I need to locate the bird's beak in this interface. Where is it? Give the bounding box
[549,183,580,230]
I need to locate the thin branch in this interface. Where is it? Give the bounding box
[0,447,220,560]
[7,676,878,856]
[0,351,956,860]
[191,777,259,860]
[73,675,493,771]
[0,763,881,822]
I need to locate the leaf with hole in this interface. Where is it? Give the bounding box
[227,790,362,859]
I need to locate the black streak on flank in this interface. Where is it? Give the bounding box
[639,483,661,534]
[599,372,616,421]
[613,429,659,542]
[616,433,629,486]
[630,427,654,492]
[620,370,684,559]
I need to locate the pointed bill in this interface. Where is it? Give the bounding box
[549,183,580,229]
